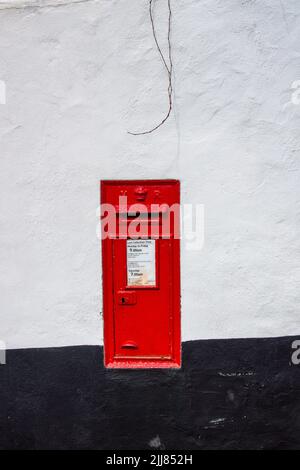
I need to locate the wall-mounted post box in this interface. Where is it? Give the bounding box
[101,180,181,368]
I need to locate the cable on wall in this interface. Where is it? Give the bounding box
[128,0,173,136]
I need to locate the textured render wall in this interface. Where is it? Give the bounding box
[0,0,299,349]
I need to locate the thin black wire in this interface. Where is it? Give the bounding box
[128,0,173,136]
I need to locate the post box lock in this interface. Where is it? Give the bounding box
[117,291,137,306]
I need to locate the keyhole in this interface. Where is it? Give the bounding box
[122,297,126,304]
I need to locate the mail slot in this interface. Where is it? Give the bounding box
[101,180,181,368]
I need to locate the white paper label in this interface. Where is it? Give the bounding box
[127,239,156,286]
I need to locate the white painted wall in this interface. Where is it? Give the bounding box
[0,0,300,349]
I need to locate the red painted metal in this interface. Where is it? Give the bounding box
[101,180,181,368]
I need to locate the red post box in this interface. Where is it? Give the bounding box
[101,180,181,368]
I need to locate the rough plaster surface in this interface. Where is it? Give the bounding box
[0,0,299,348]
[1,338,300,449]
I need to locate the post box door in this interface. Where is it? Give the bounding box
[113,238,173,359]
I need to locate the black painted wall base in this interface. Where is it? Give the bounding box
[0,337,299,450]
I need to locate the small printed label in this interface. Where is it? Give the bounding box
[127,239,156,286]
